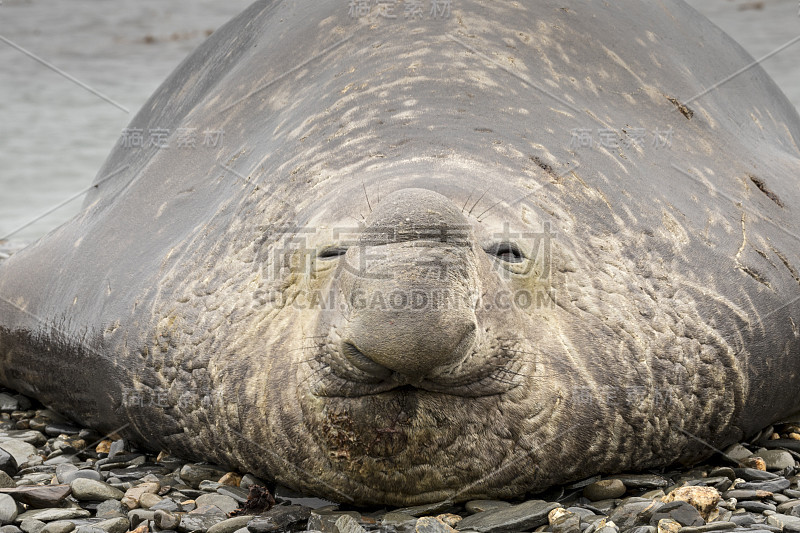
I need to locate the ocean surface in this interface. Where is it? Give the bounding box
[0,0,799,245]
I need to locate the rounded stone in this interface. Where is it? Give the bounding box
[40,523,74,533]
[205,516,253,533]
[137,493,162,509]
[70,479,125,501]
[194,494,238,515]
[756,449,796,471]
[0,448,17,477]
[19,520,45,533]
[0,494,17,526]
[0,472,14,490]
[584,479,627,501]
[92,519,128,533]
[61,470,102,485]
[0,441,36,467]
[179,465,228,489]
[153,510,180,531]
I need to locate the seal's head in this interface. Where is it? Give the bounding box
[254,186,575,505]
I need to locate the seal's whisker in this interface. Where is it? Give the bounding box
[462,188,476,214]
[285,344,326,356]
[468,188,490,216]
[477,198,507,222]
[363,182,372,213]
[490,366,530,378]
[488,375,517,385]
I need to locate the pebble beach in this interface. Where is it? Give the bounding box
[2,386,800,533]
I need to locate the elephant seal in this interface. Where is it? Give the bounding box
[2,0,800,506]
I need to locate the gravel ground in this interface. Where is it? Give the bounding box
[1,387,800,533]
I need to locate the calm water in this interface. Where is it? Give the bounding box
[0,0,799,245]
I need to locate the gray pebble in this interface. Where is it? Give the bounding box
[94,501,126,520]
[567,507,598,519]
[710,468,737,482]
[626,527,655,533]
[205,516,252,533]
[0,494,17,526]
[584,480,626,501]
[304,511,361,533]
[648,501,704,527]
[0,441,36,467]
[106,441,126,461]
[154,511,180,531]
[736,479,790,493]
[0,527,22,533]
[465,501,512,515]
[732,469,779,482]
[724,490,771,500]
[608,500,662,529]
[755,450,796,471]
[0,448,17,478]
[456,500,560,532]
[178,514,226,533]
[0,396,19,413]
[84,519,127,533]
[737,501,777,513]
[0,432,45,446]
[194,494,238,515]
[198,481,222,492]
[766,513,800,531]
[333,515,366,533]
[238,474,266,490]
[380,511,417,530]
[0,472,14,490]
[70,479,124,502]
[15,509,91,523]
[215,486,248,505]
[677,521,737,533]
[724,444,754,463]
[729,514,758,526]
[148,498,182,513]
[178,464,227,489]
[39,524,74,533]
[61,470,102,485]
[127,510,154,529]
[550,509,581,533]
[19,520,45,533]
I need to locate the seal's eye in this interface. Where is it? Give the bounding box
[317,246,348,260]
[487,242,524,263]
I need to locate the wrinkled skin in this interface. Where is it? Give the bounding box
[2,0,800,506]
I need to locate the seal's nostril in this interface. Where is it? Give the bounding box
[342,342,393,379]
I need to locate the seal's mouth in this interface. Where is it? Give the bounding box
[309,363,522,398]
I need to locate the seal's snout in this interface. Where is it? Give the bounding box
[342,316,477,379]
[336,188,481,383]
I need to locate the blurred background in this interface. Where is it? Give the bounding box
[0,0,798,245]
